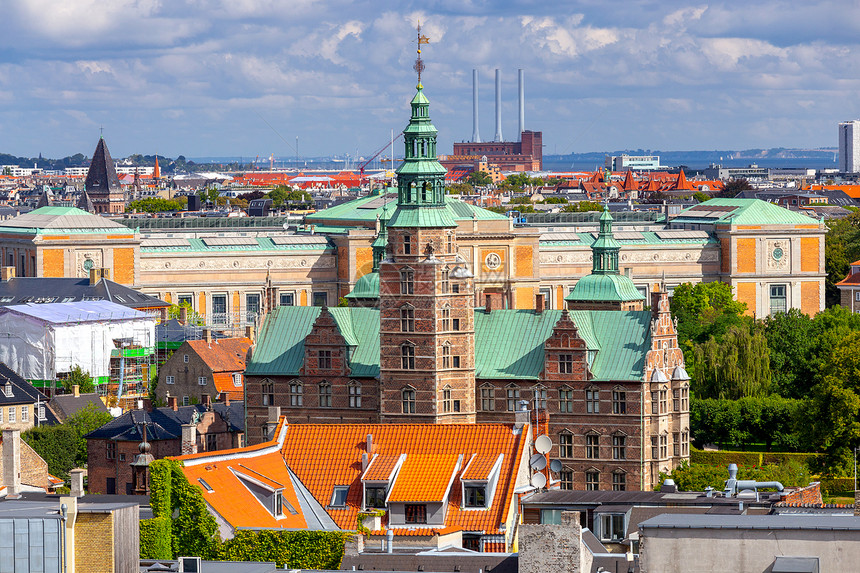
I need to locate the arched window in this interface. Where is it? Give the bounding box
[532,385,547,410]
[261,378,274,406]
[479,384,494,411]
[612,470,626,491]
[558,431,573,458]
[441,267,450,293]
[441,304,451,330]
[442,342,451,369]
[505,384,520,412]
[585,433,600,459]
[558,385,573,413]
[348,381,362,408]
[401,343,415,370]
[400,305,415,332]
[612,433,626,460]
[319,381,331,408]
[402,387,416,413]
[400,268,414,294]
[289,380,303,407]
[585,386,600,413]
[442,385,452,412]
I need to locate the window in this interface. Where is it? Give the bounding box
[612,472,626,492]
[402,388,416,413]
[262,381,274,406]
[506,386,520,411]
[447,233,454,254]
[20,406,27,423]
[366,486,386,509]
[585,471,599,491]
[856,291,860,302]
[452,317,461,331]
[559,433,573,458]
[212,294,227,325]
[233,373,242,387]
[289,381,303,406]
[651,391,658,414]
[274,490,284,517]
[319,382,332,408]
[312,292,328,307]
[612,389,626,414]
[331,486,349,507]
[600,514,625,541]
[349,382,362,408]
[178,295,193,308]
[37,404,45,421]
[442,344,451,369]
[183,396,190,406]
[279,292,295,306]
[770,284,787,314]
[541,509,563,524]
[533,386,547,410]
[119,453,126,462]
[442,387,452,412]
[183,354,189,363]
[681,430,689,456]
[441,306,450,330]
[559,470,573,491]
[651,436,658,459]
[659,388,667,414]
[673,388,680,411]
[318,350,332,369]
[246,293,260,322]
[480,386,494,411]
[464,485,486,507]
[400,269,414,294]
[403,234,412,255]
[206,433,217,452]
[681,386,689,411]
[559,354,573,374]
[451,283,460,294]
[405,504,427,524]
[400,306,415,332]
[166,376,175,385]
[198,376,207,385]
[660,434,668,458]
[106,441,116,460]
[612,435,626,460]
[0,408,4,423]
[559,387,573,413]
[441,268,450,293]
[586,387,599,413]
[401,343,415,369]
[586,434,599,459]
[8,407,15,423]
[452,355,461,368]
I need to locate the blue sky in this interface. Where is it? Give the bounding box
[1,1,858,159]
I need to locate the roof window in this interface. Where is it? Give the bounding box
[330,486,349,507]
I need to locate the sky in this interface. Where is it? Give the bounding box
[1,0,859,160]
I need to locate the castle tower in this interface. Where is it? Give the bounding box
[85,136,125,214]
[378,27,476,423]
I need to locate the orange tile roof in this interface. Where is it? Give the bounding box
[461,453,501,481]
[387,454,460,503]
[362,454,402,481]
[212,373,244,400]
[187,337,252,373]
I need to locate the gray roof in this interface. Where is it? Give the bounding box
[0,206,129,231]
[140,561,278,573]
[638,514,860,531]
[0,362,47,407]
[0,277,168,309]
[48,392,109,421]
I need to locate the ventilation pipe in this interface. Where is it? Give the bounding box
[471,69,481,143]
[517,69,524,141]
[494,69,503,142]
[724,463,784,497]
[386,529,394,554]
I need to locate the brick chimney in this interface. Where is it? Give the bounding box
[202,393,212,409]
[203,328,212,344]
[69,468,86,497]
[72,384,80,398]
[266,406,281,440]
[1,428,22,498]
[217,392,230,407]
[179,306,188,325]
[485,294,494,313]
[0,266,15,281]
[181,423,198,455]
[244,325,255,343]
[167,396,178,411]
[89,267,110,285]
[535,294,545,314]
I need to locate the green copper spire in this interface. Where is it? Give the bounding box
[387,24,455,229]
[371,204,391,271]
[591,205,621,274]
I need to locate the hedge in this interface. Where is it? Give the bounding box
[220,530,348,569]
[819,477,855,496]
[140,517,172,559]
[691,448,822,470]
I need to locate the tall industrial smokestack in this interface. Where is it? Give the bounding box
[494,69,503,142]
[471,69,481,143]
[518,69,524,142]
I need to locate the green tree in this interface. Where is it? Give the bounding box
[541,196,568,204]
[466,171,492,186]
[693,191,710,203]
[167,302,204,326]
[823,210,860,307]
[718,178,753,198]
[561,200,603,213]
[763,309,815,398]
[691,322,772,400]
[66,403,113,465]
[670,282,749,346]
[62,365,95,394]
[447,182,473,195]
[803,376,860,474]
[198,188,220,204]
[127,197,186,213]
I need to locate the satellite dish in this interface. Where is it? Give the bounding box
[529,454,547,471]
[549,459,563,473]
[532,472,547,489]
[534,435,552,454]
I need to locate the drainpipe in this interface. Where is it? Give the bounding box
[386,529,394,554]
[641,375,646,489]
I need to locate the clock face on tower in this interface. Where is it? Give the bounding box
[772,247,784,261]
[766,240,789,272]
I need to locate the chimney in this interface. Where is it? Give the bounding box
[0,266,15,281]
[179,306,188,325]
[89,267,109,285]
[535,293,545,314]
[361,452,369,471]
[266,406,281,440]
[202,393,212,409]
[69,468,86,497]
[514,402,529,431]
[518,69,524,141]
[181,423,198,455]
[167,396,178,411]
[73,384,80,398]
[366,433,373,454]
[159,307,168,322]
[203,328,212,344]
[494,69,503,142]
[471,69,482,143]
[1,428,22,498]
[485,294,494,313]
[218,392,230,407]
[244,325,255,343]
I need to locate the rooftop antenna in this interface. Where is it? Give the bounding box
[414,20,430,86]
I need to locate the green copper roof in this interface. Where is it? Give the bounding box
[344,272,380,299]
[0,206,137,235]
[566,273,645,303]
[674,198,821,227]
[246,306,380,377]
[387,205,457,228]
[249,307,651,382]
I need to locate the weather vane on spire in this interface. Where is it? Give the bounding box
[413,20,430,86]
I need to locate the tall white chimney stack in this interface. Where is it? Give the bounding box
[518,69,524,142]
[471,69,481,143]
[494,69,503,143]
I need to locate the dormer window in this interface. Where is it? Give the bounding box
[464,484,486,508]
[365,485,387,509]
[274,490,284,517]
[331,486,349,507]
[4,382,11,398]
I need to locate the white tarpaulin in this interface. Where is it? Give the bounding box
[0,300,155,381]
